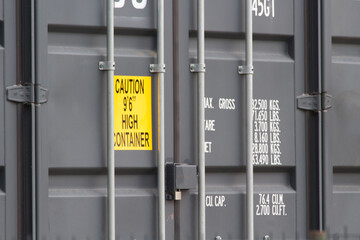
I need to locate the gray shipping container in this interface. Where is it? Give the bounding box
[1,0,360,239]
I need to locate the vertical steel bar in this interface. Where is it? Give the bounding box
[320,0,332,232]
[106,0,115,239]
[198,0,206,238]
[157,0,166,239]
[31,1,37,239]
[317,0,323,231]
[245,0,254,239]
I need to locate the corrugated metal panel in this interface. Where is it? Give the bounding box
[3,0,359,238]
[36,0,174,239]
[177,0,305,239]
[30,0,308,239]
[3,0,18,239]
[327,0,360,238]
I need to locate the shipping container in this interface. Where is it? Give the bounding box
[1,0,360,239]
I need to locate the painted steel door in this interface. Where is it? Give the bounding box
[32,0,309,239]
[175,0,306,239]
[29,0,360,239]
[325,0,360,238]
[35,0,174,239]
[1,0,18,239]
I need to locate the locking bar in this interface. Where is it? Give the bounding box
[154,0,166,238]
[193,0,206,238]
[244,0,254,240]
[101,0,115,239]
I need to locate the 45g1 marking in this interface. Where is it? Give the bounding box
[252,0,275,18]
[115,0,147,9]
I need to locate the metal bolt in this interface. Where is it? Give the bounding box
[215,236,222,240]
[264,235,270,240]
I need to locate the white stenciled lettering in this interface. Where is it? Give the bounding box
[206,195,227,208]
[204,120,215,131]
[114,0,147,9]
[204,97,214,109]
[252,99,267,110]
[253,110,268,121]
[270,111,280,121]
[256,193,287,216]
[271,194,287,216]
[269,122,280,132]
[252,0,275,18]
[270,132,281,143]
[252,99,282,166]
[269,99,280,110]
[256,194,270,215]
[132,0,147,9]
[115,0,125,8]
[204,142,212,153]
[219,98,236,110]
[206,195,213,207]
[270,144,281,154]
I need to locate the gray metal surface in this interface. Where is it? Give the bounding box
[176,0,306,239]
[10,0,360,238]
[326,0,360,238]
[2,0,18,239]
[35,0,174,239]
[7,0,360,238]
[0,0,335,238]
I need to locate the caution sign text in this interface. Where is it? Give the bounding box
[114,76,152,150]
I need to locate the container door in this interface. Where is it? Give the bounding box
[325,0,360,238]
[174,0,306,239]
[1,0,17,239]
[35,0,174,238]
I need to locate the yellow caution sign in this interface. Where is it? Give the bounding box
[114,76,152,150]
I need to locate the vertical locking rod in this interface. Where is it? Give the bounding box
[317,0,323,231]
[157,0,166,239]
[245,0,254,239]
[106,0,115,239]
[31,0,37,239]
[197,0,206,239]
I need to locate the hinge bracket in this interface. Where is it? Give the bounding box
[190,63,206,73]
[149,64,166,73]
[6,85,49,104]
[99,61,115,71]
[297,93,332,112]
[238,65,254,75]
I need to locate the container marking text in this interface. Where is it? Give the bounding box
[252,99,282,165]
[256,193,287,216]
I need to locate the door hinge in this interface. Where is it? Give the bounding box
[297,93,332,112]
[6,84,49,104]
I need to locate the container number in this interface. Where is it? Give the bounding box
[115,0,147,9]
[252,0,275,18]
